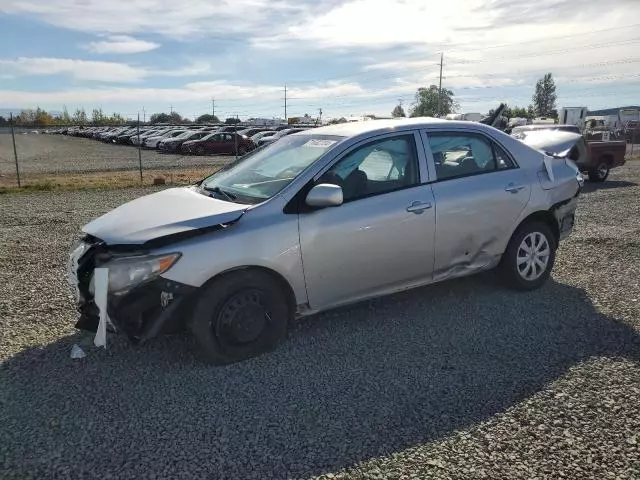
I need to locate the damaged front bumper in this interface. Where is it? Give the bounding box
[70,238,197,343]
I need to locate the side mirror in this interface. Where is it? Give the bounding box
[305,183,343,208]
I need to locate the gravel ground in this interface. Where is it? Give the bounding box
[0,133,230,175]
[1,164,639,479]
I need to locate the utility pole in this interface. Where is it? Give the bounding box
[9,113,21,187]
[142,107,146,123]
[284,84,287,124]
[212,98,215,118]
[437,52,443,117]
[170,105,173,115]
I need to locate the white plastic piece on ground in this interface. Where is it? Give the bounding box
[94,267,109,348]
[543,154,555,182]
[70,344,86,359]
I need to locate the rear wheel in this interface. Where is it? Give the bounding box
[238,145,248,156]
[499,221,557,291]
[195,145,206,155]
[190,270,290,365]
[588,161,609,182]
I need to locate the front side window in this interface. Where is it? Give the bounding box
[319,135,419,202]
[428,133,514,180]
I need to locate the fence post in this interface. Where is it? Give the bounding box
[137,113,143,184]
[9,113,21,187]
[234,115,239,160]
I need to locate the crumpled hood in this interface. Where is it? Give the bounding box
[83,187,246,245]
[520,130,582,155]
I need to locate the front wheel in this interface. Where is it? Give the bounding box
[499,221,557,291]
[588,161,609,182]
[190,270,290,365]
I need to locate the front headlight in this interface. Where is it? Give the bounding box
[89,253,181,296]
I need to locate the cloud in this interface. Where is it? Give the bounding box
[83,35,160,54]
[0,80,365,109]
[0,57,212,83]
[0,0,303,38]
[0,58,148,82]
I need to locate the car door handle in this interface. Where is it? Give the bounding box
[505,183,526,193]
[406,201,433,214]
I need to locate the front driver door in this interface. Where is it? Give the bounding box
[298,132,436,309]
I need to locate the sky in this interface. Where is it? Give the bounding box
[0,0,638,121]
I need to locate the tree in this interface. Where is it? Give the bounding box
[328,117,347,124]
[72,108,88,125]
[149,112,171,124]
[61,105,71,125]
[0,116,7,126]
[527,105,535,119]
[410,85,458,118]
[91,108,106,125]
[391,104,406,117]
[532,73,557,118]
[224,117,241,124]
[169,111,184,124]
[106,113,125,126]
[196,114,220,124]
[35,107,53,127]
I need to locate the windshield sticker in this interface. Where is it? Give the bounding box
[302,139,337,148]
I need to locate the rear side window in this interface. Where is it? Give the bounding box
[428,133,515,180]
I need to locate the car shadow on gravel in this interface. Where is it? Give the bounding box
[581,180,638,193]
[2,275,639,479]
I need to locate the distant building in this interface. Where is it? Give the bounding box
[246,117,284,126]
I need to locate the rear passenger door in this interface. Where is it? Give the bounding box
[423,130,531,281]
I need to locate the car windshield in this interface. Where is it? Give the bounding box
[201,135,343,203]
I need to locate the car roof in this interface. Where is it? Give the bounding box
[306,117,487,137]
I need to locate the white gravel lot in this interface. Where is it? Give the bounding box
[1,163,639,479]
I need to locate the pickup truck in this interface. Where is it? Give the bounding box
[517,130,626,182]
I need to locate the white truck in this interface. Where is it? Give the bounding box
[558,107,588,127]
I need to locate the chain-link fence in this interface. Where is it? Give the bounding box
[0,123,239,191]
[1,118,639,191]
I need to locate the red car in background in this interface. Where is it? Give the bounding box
[182,132,255,156]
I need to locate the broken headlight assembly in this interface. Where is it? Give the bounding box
[89,253,181,296]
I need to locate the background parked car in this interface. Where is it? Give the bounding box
[143,129,187,149]
[182,132,255,155]
[237,127,273,137]
[158,130,211,152]
[257,128,307,146]
[251,130,276,143]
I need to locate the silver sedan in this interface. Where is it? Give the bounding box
[69,118,583,364]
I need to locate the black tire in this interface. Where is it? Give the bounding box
[588,161,609,182]
[190,270,290,365]
[499,221,557,291]
[196,145,206,156]
[238,146,248,156]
